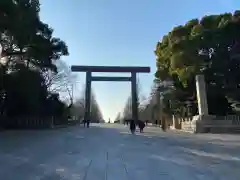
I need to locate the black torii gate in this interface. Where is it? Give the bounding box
[71,65,150,124]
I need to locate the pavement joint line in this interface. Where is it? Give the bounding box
[120,153,130,180]
[105,151,109,180]
[82,159,92,180]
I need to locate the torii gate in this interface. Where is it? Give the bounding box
[71,65,150,124]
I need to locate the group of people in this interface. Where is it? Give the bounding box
[83,118,167,132]
[83,120,90,128]
[128,119,167,134]
[129,119,146,134]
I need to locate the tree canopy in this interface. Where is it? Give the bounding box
[155,10,240,116]
[0,0,71,122]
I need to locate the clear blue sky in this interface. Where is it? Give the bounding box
[39,0,239,121]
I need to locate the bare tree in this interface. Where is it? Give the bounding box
[42,60,77,105]
[75,86,104,122]
[70,98,85,120]
[114,112,122,123]
[122,95,132,119]
[137,80,160,123]
[122,78,142,120]
[90,91,104,123]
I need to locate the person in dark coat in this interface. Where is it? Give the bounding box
[87,120,90,128]
[83,119,86,127]
[129,120,136,134]
[138,120,145,133]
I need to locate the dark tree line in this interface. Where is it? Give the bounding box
[155,10,240,117]
[0,0,70,123]
[122,10,240,122]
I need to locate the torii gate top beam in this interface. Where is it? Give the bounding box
[71,65,150,73]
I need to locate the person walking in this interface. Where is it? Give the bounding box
[87,120,90,128]
[138,120,145,133]
[129,120,136,134]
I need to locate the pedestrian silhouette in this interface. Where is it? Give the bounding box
[87,120,90,128]
[130,120,136,134]
[138,120,145,133]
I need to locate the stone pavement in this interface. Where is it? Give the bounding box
[0,124,240,180]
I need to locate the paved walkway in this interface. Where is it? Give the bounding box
[0,124,240,180]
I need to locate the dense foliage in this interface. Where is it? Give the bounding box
[155,10,240,116]
[0,0,70,122]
